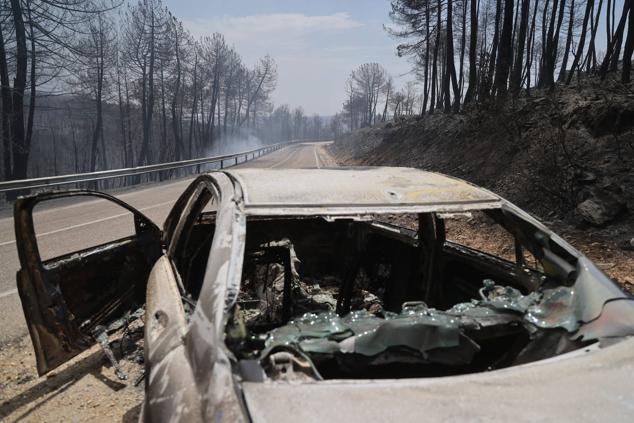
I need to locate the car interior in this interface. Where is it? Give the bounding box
[175,206,589,381]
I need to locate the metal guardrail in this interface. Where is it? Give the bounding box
[0,141,296,194]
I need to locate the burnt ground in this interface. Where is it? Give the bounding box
[331,76,634,294]
[0,323,145,422]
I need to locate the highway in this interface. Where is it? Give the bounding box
[0,142,333,344]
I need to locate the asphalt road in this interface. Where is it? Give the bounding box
[0,142,332,344]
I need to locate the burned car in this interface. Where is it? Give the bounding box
[14,167,634,421]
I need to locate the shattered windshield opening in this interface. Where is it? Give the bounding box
[221,212,633,382]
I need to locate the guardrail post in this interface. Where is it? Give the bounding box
[235,157,238,165]
[220,159,224,169]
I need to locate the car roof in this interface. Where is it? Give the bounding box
[222,167,501,215]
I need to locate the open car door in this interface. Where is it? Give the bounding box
[14,190,163,375]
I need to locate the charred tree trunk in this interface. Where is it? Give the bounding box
[494,0,515,95]
[443,38,450,111]
[444,0,460,112]
[539,0,552,85]
[607,0,613,46]
[566,0,593,84]
[550,0,567,77]
[422,1,431,113]
[99,106,108,188]
[188,52,198,159]
[558,0,576,82]
[525,0,540,93]
[585,0,603,72]
[51,127,58,176]
[138,8,156,167]
[484,0,502,97]
[539,0,561,87]
[124,71,134,168]
[90,22,106,174]
[9,0,29,183]
[430,0,441,114]
[0,24,12,181]
[599,0,629,78]
[116,64,128,173]
[171,31,183,161]
[609,0,628,72]
[464,0,478,103]
[511,0,530,95]
[623,2,634,82]
[24,6,36,177]
[159,65,168,165]
[89,71,103,173]
[382,83,390,121]
[68,110,79,173]
[458,0,467,100]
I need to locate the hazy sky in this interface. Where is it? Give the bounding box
[165,0,410,116]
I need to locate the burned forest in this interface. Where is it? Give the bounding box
[0,0,330,189]
[1,1,634,422]
[330,0,634,135]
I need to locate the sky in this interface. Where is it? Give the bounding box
[164,0,410,116]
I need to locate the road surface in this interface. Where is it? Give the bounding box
[0,142,333,344]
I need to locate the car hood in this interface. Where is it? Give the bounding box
[242,337,634,422]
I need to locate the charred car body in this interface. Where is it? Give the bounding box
[14,167,634,421]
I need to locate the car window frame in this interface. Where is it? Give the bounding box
[16,189,160,265]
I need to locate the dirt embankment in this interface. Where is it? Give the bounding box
[330,77,634,290]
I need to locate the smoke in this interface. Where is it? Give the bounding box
[194,128,271,172]
[203,128,267,158]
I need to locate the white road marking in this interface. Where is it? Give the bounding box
[0,288,17,299]
[0,199,174,248]
[269,147,298,169]
[313,145,321,169]
[0,177,193,225]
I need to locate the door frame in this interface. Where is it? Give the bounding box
[14,189,162,375]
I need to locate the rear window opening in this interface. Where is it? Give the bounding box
[218,213,589,382]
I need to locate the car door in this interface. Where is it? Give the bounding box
[14,190,163,376]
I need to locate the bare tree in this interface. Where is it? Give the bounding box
[622,1,634,82]
[493,0,514,95]
[382,76,394,121]
[566,0,593,83]
[122,0,169,166]
[0,0,113,185]
[557,0,576,82]
[445,0,460,111]
[599,0,630,78]
[511,0,531,94]
[351,63,387,126]
[71,7,117,173]
[464,0,479,103]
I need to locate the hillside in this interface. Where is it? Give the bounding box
[330,77,634,290]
